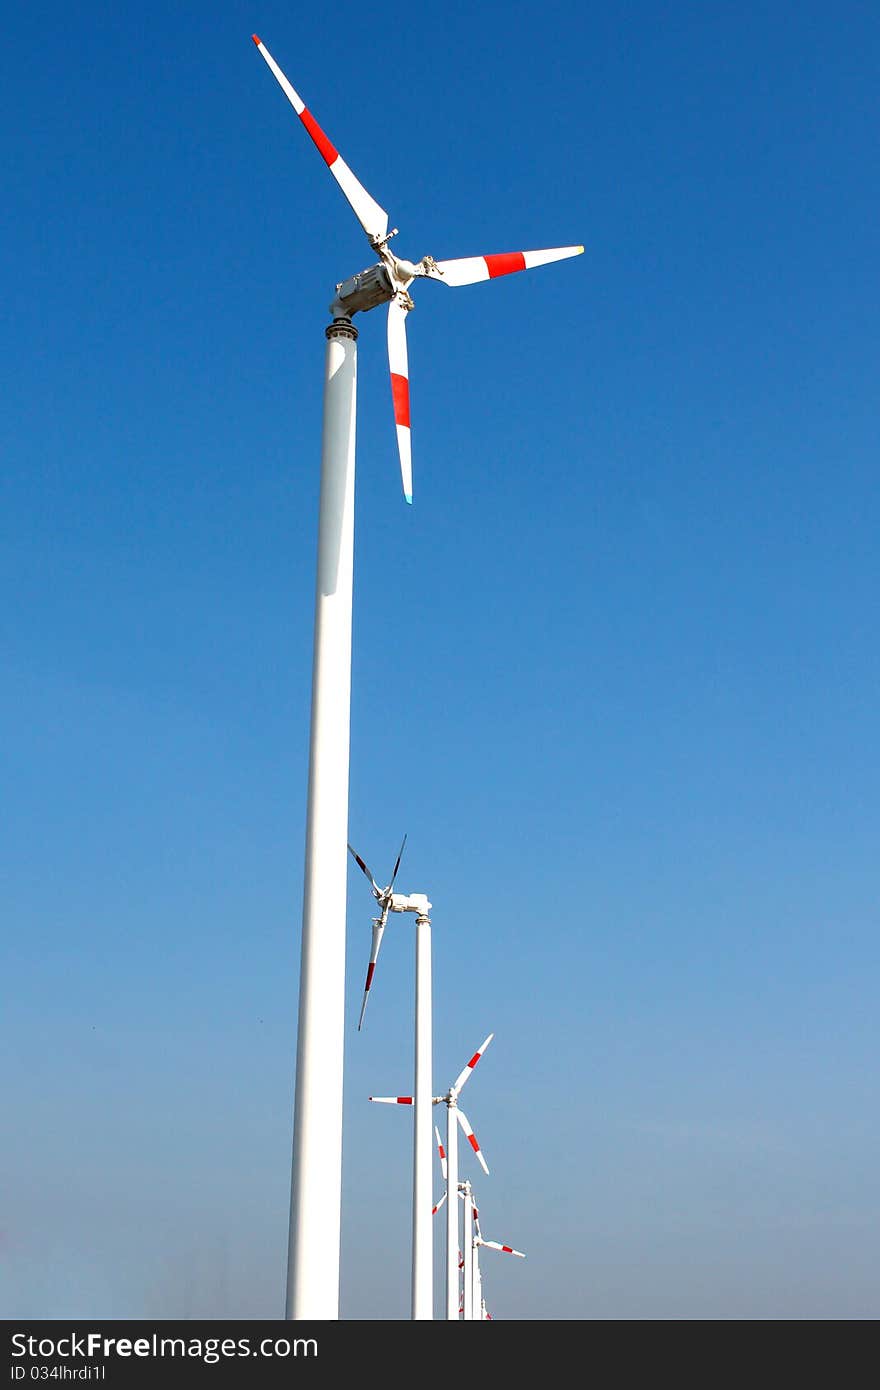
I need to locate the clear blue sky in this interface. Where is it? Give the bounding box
[3,0,878,1319]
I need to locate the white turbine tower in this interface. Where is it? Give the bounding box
[348,839,434,1319]
[251,35,583,1319]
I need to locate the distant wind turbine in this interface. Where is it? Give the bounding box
[351,838,434,1319]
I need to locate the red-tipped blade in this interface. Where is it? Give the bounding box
[357,915,387,1031]
[426,245,584,288]
[434,1124,447,1182]
[387,298,413,503]
[388,833,408,891]
[482,1239,526,1258]
[456,1106,489,1176]
[452,1032,494,1096]
[368,1096,413,1104]
[252,38,389,244]
[347,842,381,897]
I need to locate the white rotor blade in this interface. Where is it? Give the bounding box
[347,842,381,898]
[357,914,387,1031]
[470,1197,482,1239]
[387,833,407,891]
[452,1032,494,1095]
[482,1239,526,1258]
[456,1107,489,1176]
[387,297,413,504]
[431,1192,448,1216]
[252,36,389,244]
[435,1124,447,1182]
[368,1095,412,1104]
[427,245,584,288]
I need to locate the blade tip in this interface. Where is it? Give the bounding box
[404,493,413,505]
[252,33,262,46]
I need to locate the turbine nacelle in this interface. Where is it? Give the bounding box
[389,891,432,916]
[332,263,394,317]
[332,251,437,318]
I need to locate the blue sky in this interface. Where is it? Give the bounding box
[2,0,878,1319]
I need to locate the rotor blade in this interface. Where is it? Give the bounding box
[456,1107,489,1176]
[426,245,584,288]
[252,37,389,244]
[471,1199,482,1240]
[431,1192,448,1216]
[387,298,413,503]
[482,1240,526,1258]
[368,1095,413,1104]
[357,916,386,1031]
[434,1124,447,1182]
[452,1033,494,1095]
[388,833,408,892]
[347,842,381,897]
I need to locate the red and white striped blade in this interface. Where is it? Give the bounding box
[252,37,388,244]
[435,1124,447,1182]
[452,1032,494,1096]
[368,1095,413,1104]
[431,1192,448,1216]
[357,917,386,1031]
[387,297,412,503]
[471,1199,482,1239]
[456,1106,489,1176]
[427,245,584,288]
[388,833,407,891]
[483,1239,526,1258]
[347,842,380,897]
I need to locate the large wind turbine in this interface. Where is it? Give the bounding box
[349,839,434,1319]
[251,35,583,1319]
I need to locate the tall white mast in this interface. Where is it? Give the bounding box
[285,317,358,1319]
[412,906,434,1318]
[445,1099,460,1320]
[462,1182,474,1321]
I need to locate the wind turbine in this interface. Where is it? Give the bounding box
[370,1034,493,1320]
[251,34,583,1319]
[460,1184,525,1319]
[350,840,434,1319]
[369,1031,494,1320]
[469,1192,525,1320]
